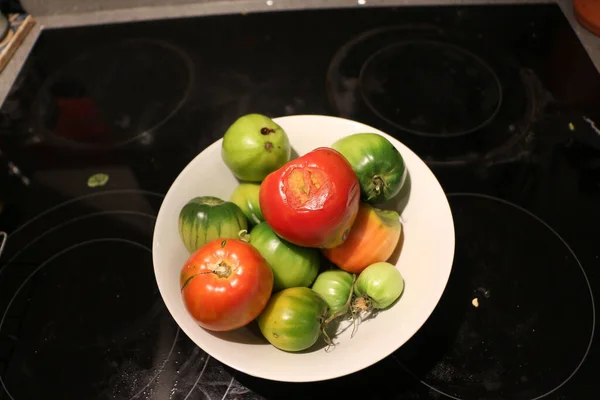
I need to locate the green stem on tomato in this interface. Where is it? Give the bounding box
[367,175,387,202]
[349,296,375,338]
[238,229,250,242]
[324,274,357,325]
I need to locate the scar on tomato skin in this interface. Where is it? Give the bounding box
[181,273,203,291]
[283,167,332,210]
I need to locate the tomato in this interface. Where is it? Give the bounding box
[353,262,405,312]
[249,222,320,291]
[331,133,407,204]
[178,196,248,253]
[257,287,329,352]
[221,114,291,182]
[311,270,354,319]
[321,202,402,273]
[259,147,361,248]
[230,182,264,226]
[180,238,274,332]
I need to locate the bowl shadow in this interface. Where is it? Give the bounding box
[290,146,301,161]
[227,239,471,399]
[206,320,270,345]
[386,227,405,266]
[227,352,424,400]
[375,168,412,216]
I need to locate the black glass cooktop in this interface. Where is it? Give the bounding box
[1,3,599,400]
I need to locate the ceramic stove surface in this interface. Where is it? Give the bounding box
[0,3,599,399]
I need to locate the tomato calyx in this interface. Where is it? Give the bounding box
[367,175,390,202]
[180,258,239,291]
[207,260,235,278]
[351,296,372,314]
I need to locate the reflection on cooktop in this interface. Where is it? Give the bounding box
[32,39,194,149]
[394,194,594,400]
[327,26,536,165]
[0,191,235,399]
[0,3,598,399]
[359,40,502,138]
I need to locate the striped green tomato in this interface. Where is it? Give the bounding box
[331,133,407,204]
[258,287,328,352]
[229,183,264,226]
[178,196,248,253]
[311,270,354,318]
[249,222,320,291]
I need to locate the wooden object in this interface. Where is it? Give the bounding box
[0,14,35,73]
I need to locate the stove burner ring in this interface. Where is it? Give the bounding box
[0,237,180,400]
[0,198,202,399]
[358,40,503,138]
[394,193,595,400]
[33,39,195,149]
[5,189,164,239]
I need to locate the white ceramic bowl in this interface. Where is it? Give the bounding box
[152,115,455,382]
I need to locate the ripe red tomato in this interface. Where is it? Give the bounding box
[180,238,274,332]
[259,147,361,248]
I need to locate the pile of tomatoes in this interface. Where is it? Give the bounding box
[178,114,408,352]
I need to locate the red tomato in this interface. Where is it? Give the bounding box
[180,238,274,332]
[259,147,361,248]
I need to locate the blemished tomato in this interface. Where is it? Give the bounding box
[180,238,274,332]
[221,114,291,182]
[258,287,329,352]
[259,147,361,249]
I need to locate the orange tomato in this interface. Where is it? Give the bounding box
[321,203,402,273]
[180,238,274,332]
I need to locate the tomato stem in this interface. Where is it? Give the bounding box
[349,296,375,338]
[352,296,372,313]
[207,260,232,278]
[238,229,250,242]
[371,175,386,198]
[324,274,356,326]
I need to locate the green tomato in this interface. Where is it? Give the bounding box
[249,222,320,291]
[221,114,291,182]
[229,182,264,226]
[178,196,248,253]
[258,287,328,352]
[331,133,407,204]
[353,262,404,310]
[311,270,354,318]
